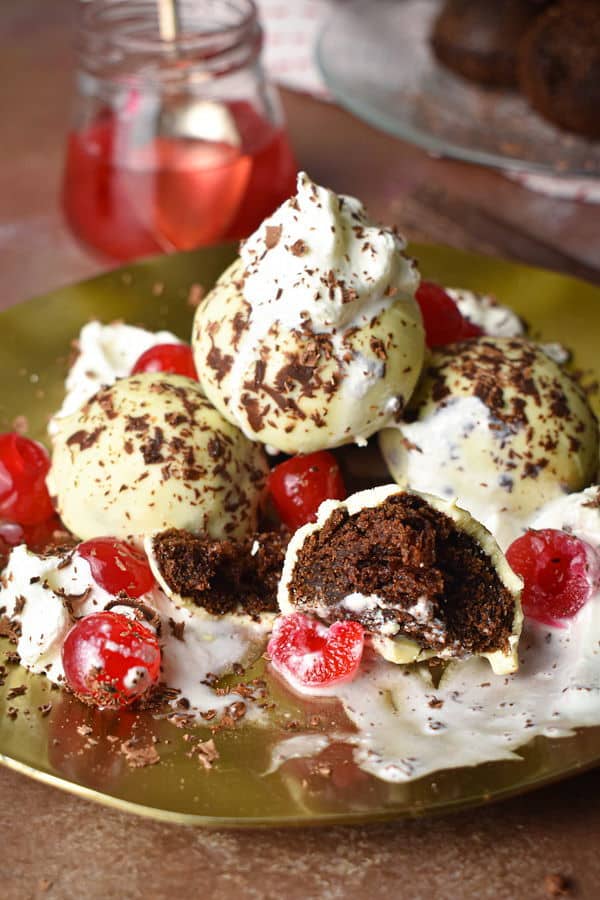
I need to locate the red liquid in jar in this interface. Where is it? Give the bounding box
[63,101,297,261]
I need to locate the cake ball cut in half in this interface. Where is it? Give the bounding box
[379,337,599,549]
[278,486,523,675]
[192,172,425,454]
[47,373,268,541]
[145,527,288,618]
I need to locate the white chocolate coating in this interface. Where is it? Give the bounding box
[47,373,268,541]
[380,337,599,549]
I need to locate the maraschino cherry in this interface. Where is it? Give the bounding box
[506,528,600,625]
[62,611,161,708]
[415,281,483,348]
[267,451,346,530]
[77,538,155,598]
[268,613,364,691]
[0,432,54,525]
[131,343,198,380]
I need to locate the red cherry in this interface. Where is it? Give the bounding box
[77,538,155,598]
[0,432,54,525]
[131,343,198,380]
[268,613,364,691]
[506,528,599,625]
[460,318,484,339]
[415,281,483,348]
[267,451,347,531]
[62,611,161,708]
[0,513,66,565]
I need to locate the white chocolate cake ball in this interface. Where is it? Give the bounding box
[192,173,424,454]
[278,485,523,675]
[47,373,269,541]
[379,337,599,549]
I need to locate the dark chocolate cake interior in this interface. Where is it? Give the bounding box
[287,493,515,655]
[151,528,288,619]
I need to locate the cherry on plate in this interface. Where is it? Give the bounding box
[267,451,347,530]
[415,281,483,348]
[0,432,54,525]
[77,538,155,598]
[506,528,599,625]
[268,612,364,691]
[0,514,66,569]
[62,611,161,709]
[131,343,198,380]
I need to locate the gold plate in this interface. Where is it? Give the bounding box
[1,244,599,826]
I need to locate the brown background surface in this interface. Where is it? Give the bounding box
[1,1,600,898]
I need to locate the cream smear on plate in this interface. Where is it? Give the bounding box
[0,545,271,722]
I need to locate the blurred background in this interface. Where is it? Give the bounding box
[2,0,599,308]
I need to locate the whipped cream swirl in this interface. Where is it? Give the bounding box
[240,171,417,331]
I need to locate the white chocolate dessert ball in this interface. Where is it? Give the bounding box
[379,337,599,549]
[192,172,424,454]
[47,373,269,541]
[278,485,523,675]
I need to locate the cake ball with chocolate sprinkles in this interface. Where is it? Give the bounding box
[278,485,523,675]
[379,337,599,549]
[47,373,268,541]
[192,172,424,455]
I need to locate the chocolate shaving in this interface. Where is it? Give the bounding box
[192,738,219,770]
[0,617,21,644]
[66,427,104,450]
[120,738,160,768]
[6,685,27,700]
[264,225,282,250]
[290,239,308,257]
[103,598,161,635]
[168,618,185,641]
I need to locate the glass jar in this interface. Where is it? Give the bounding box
[62,0,298,261]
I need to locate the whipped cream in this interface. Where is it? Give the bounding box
[530,486,600,549]
[448,287,569,363]
[447,288,524,338]
[240,171,417,330]
[382,396,532,548]
[50,321,181,430]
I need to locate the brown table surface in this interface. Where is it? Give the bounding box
[2,2,600,898]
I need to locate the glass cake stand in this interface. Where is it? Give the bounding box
[316,0,600,179]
